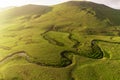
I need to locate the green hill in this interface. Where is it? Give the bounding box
[37,1,120,35]
[0,4,52,23]
[0,1,120,80]
[61,1,120,25]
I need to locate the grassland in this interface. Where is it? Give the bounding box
[0,1,120,80]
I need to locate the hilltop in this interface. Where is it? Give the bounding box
[36,1,120,35]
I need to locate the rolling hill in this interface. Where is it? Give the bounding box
[0,4,52,23]
[0,1,120,80]
[38,1,120,36]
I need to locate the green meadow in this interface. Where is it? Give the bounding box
[0,1,120,80]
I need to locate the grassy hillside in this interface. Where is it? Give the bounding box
[36,1,120,35]
[0,4,52,23]
[0,1,120,80]
[62,1,120,25]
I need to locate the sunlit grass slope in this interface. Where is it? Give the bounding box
[0,4,52,24]
[0,1,120,80]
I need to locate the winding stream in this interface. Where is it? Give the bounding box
[1,30,120,80]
